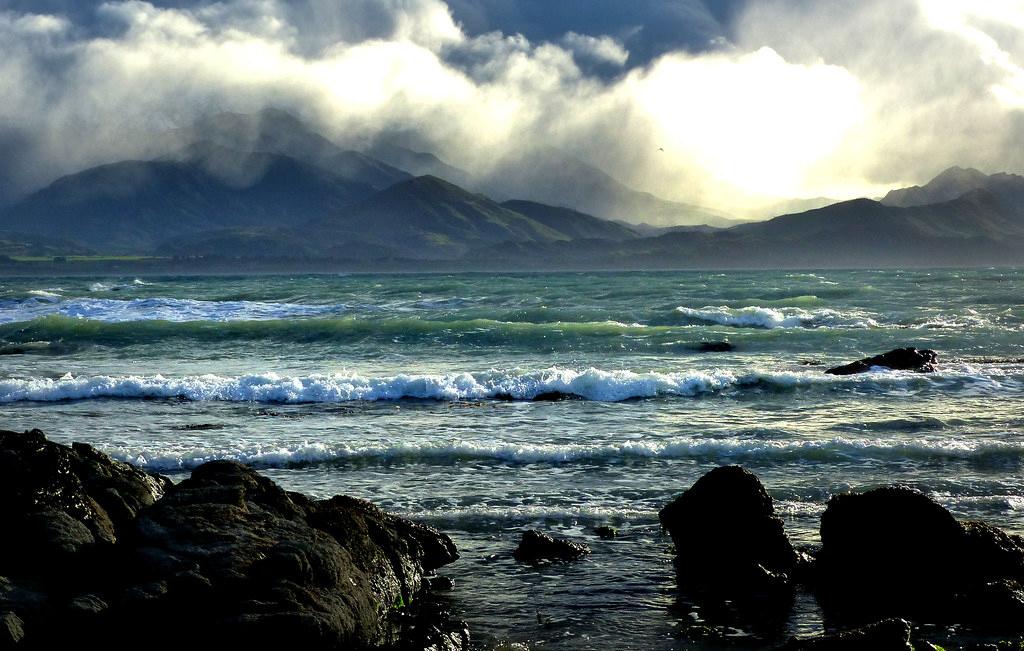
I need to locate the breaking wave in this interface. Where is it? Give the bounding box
[0,366,1016,404]
[111,436,1024,472]
[673,305,880,329]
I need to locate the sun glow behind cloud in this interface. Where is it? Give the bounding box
[631,47,864,197]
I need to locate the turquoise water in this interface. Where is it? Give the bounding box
[2,269,1023,648]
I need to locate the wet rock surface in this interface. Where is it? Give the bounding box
[779,618,914,650]
[662,466,1024,645]
[659,465,799,596]
[825,347,938,375]
[512,530,591,563]
[816,485,1024,629]
[0,429,467,650]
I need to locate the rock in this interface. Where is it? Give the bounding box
[697,341,735,352]
[825,348,937,375]
[390,598,470,651]
[66,594,108,617]
[779,618,913,650]
[125,460,461,647]
[593,526,618,539]
[425,576,455,591]
[659,466,799,594]
[0,429,169,580]
[0,612,24,648]
[512,531,590,562]
[816,485,1024,628]
[530,392,583,402]
[0,430,468,650]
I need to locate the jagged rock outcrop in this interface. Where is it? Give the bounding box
[0,429,467,650]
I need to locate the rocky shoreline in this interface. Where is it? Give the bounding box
[0,429,467,650]
[2,427,1023,650]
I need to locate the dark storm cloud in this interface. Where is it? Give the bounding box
[0,0,746,60]
[445,0,744,63]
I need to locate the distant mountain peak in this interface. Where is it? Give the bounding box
[402,174,463,191]
[882,166,992,208]
[929,166,989,186]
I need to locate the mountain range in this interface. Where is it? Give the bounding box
[1,109,1022,269]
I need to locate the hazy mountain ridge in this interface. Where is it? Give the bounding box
[476,146,736,228]
[303,175,574,259]
[881,166,993,208]
[3,111,1024,268]
[500,200,640,241]
[1,153,378,253]
[178,109,412,190]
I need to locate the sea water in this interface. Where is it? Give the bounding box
[2,269,1023,648]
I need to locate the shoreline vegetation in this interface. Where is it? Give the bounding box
[3,428,1022,650]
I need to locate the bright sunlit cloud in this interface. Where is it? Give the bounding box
[630,47,863,197]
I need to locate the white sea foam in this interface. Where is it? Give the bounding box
[110,435,1024,472]
[674,305,879,329]
[0,366,1014,405]
[0,296,346,324]
[27,290,63,300]
[0,368,739,403]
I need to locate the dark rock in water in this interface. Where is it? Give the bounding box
[170,423,226,431]
[425,576,455,591]
[0,612,25,647]
[491,391,583,402]
[531,391,583,402]
[779,618,913,650]
[697,341,735,352]
[659,466,799,595]
[513,530,590,562]
[825,347,937,375]
[594,525,618,539]
[816,485,1024,629]
[390,599,470,651]
[0,429,469,650]
[0,428,169,579]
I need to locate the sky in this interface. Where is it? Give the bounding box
[1,0,1024,217]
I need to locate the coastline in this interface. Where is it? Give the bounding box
[3,258,1021,278]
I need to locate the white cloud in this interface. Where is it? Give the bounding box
[561,31,629,66]
[2,0,1024,218]
[919,0,1024,108]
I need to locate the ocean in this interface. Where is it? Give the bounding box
[2,269,1023,649]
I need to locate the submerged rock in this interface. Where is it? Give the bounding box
[659,466,800,595]
[593,525,618,539]
[825,347,937,375]
[513,530,590,562]
[779,618,914,650]
[816,485,1024,629]
[0,429,467,650]
[697,341,735,352]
